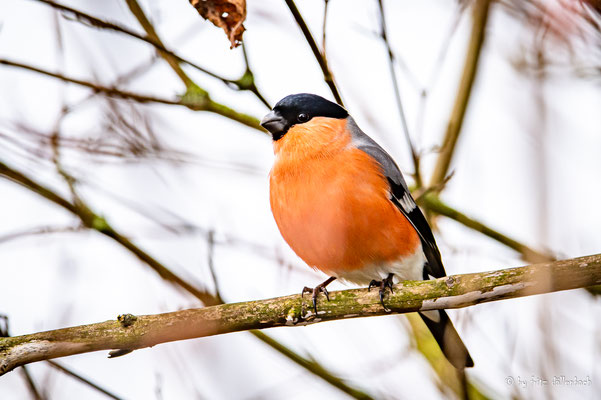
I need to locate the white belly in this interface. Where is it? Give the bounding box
[332,243,426,285]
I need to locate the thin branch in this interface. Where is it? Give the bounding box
[0,59,181,106]
[420,193,555,263]
[249,330,371,400]
[206,230,224,304]
[2,253,601,375]
[429,0,492,188]
[321,0,330,60]
[35,0,270,107]
[0,59,263,131]
[125,0,270,109]
[239,43,271,108]
[0,159,217,306]
[31,0,233,87]
[284,0,344,105]
[0,225,83,245]
[124,0,194,88]
[46,361,123,400]
[377,0,423,188]
[19,367,46,400]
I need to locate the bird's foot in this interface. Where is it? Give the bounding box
[368,273,395,310]
[301,276,336,314]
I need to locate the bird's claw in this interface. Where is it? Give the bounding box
[368,274,395,310]
[302,285,331,314]
[384,276,394,293]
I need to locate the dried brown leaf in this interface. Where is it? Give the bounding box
[190,0,246,48]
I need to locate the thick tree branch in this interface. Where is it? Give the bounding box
[430,0,492,187]
[2,253,600,375]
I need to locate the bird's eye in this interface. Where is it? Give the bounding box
[297,113,310,123]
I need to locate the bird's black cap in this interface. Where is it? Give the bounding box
[260,93,348,140]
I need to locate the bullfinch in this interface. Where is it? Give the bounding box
[261,93,473,369]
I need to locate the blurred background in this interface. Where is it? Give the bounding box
[1,0,601,399]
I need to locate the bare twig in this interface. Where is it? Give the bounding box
[31,0,234,87]
[46,361,123,400]
[420,193,555,263]
[249,330,371,400]
[0,59,181,105]
[2,253,601,375]
[0,159,217,305]
[284,0,344,105]
[125,0,270,108]
[34,0,270,107]
[321,0,330,60]
[206,230,224,304]
[19,366,46,400]
[124,0,194,87]
[0,59,263,131]
[377,0,422,188]
[430,0,492,188]
[0,225,83,245]
[239,43,271,108]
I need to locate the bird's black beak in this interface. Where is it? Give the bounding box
[261,110,287,140]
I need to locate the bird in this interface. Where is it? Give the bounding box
[261,93,473,369]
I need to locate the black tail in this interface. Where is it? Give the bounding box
[418,309,474,369]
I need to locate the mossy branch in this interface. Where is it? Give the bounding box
[2,253,601,375]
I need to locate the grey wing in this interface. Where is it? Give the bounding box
[347,117,446,279]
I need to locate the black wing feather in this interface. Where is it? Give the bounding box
[387,181,446,279]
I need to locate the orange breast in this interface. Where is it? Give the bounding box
[269,118,419,277]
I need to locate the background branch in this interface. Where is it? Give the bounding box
[429,0,492,187]
[124,0,270,108]
[46,361,123,400]
[33,0,236,87]
[124,0,194,87]
[2,253,600,375]
[284,0,343,105]
[420,193,555,263]
[377,0,423,188]
[0,59,263,131]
